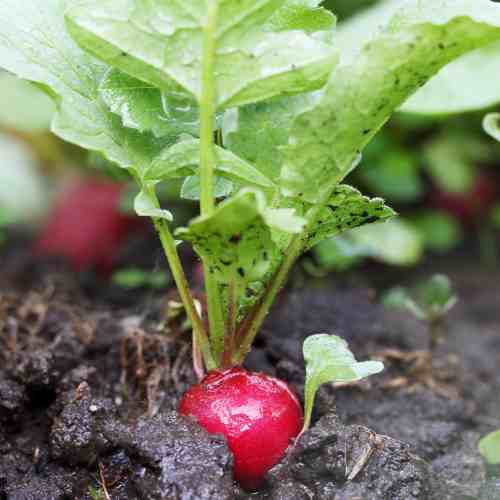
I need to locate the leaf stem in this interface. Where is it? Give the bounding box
[144,183,215,370]
[154,219,216,370]
[222,279,237,368]
[234,236,303,363]
[200,1,218,215]
[200,0,225,363]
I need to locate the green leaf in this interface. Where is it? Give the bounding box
[147,138,276,190]
[0,0,170,175]
[410,211,463,253]
[280,0,500,203]
[176,189,304,317]
[402,42,500,115]
[484,113,500,143]
[422,131,488,194]
[0,73,55,133]
[304,185,395,250]
[415,274,457,317]
[266,0,336,34]
[311,235,366,272]
[358,135,423,203]
[313,216,423,271]
[479,430,500,465]
[336,0,500,115]
[222,94,316,183]
[180,175,233,200]
[99,69,200,139]
[134,188,173,221]
[348,219,423,266]
[303,334,384,429]
[383,287,425,321]
[66,0,339,110]
[383,274,457,321]
[112,268,170,289]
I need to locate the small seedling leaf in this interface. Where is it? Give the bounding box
[416,274,457,318]
[66,0,339,109]
[383,287,426,321]
[134,188,173,221]
[303,334,384,430]
[479,430,500,465]
[383,274,457,322]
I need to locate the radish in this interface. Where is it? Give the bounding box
[179,367,303,490]
[430,175,498,226]
[35,179,141,274]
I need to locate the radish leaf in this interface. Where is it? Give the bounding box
[303,185,395,250]
[66,0,339,109]
[100,69,200,139]
[303,334,384,430]
[480,430,500,465]
[134,188,173,221]
[147,138,276,191]
[281,0,500,202]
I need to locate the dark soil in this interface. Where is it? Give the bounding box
[0,238,499,499]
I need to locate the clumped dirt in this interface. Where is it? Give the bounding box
[0,239,499,499]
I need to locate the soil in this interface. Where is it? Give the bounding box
[0,235,499,499]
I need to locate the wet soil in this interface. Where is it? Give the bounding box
[0,239,499,499]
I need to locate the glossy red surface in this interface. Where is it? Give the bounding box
[179,367,303,490]
[35,179,141,274]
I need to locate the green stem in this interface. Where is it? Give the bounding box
[199,1,217,215]
[141,181,215,370]
[154,218,216,370]
[428,318,443,352]
[234,236,303,363]
[222,279,237,368]
[199,0,225,363]
[234,158,358,363]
